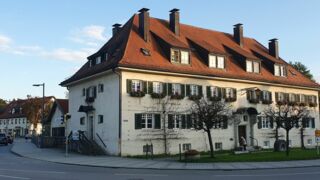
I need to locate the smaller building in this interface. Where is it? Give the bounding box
[44,99,68,137]
[0,99,30,137]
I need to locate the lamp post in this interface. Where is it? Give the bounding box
[33,83,45,147]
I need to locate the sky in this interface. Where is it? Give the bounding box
[0,0,319,101]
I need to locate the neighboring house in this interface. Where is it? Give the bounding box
[0,99,30,137]
[60,8,320,156]
[44,99,68,137]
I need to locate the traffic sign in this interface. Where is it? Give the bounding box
[315,130,320,137]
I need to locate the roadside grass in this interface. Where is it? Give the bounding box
[184,148,320,163]
[127,148,320,162]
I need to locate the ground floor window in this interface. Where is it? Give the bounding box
[215,142,223,151]
[135,113,161,129]
[307,139,312,145]
[263,141,270,148]
[182,143,191,151]
[80,117,85,125]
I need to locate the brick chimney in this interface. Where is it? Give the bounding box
[138,8,150,42]
[269,38,279,59]
[233,23,243,47]
[112,23,122,36]
[169,8,180,36]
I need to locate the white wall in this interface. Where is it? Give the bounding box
[67,72,120,155]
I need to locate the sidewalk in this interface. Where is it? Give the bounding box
[10,139,320,170]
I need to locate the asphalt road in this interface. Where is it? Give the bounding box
[1,144,320,180]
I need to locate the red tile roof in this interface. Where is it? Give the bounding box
[56,99,68,114]
[60,14,320,90]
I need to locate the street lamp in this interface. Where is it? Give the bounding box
[33,83,45,147]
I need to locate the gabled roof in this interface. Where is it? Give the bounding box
[44,98,68,124]
[60,13,320,90]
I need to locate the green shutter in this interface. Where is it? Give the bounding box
[284,93,289,102]
[222,88,226,98]
[206,86,211,98]
[168,114,173,129]
[269,117,274,129]
[232,88,237,101]
[269,92,273,102]
[181,84,185,97]
[127,79,132,93]
[93,86,97,98]
[186,114,192,129]
[148,81,153,94]
[154,114,161,129]
[199,86,203,97]
[222,116,228,129]
[312,118,315,128]
[135,114,142,129]
[168,83,172,96]
[162,83,167,95]
[217,87,222,98]
[275,92,279,102]
[142,81,147,93]
[257,116,262,129]
[181,115,186,129]
[186,84,190,96]
[247,90,251,100]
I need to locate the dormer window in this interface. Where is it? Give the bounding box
[246,60,260,73]
[96,56,101,64]
[170,48,190,64]
[274,64,286,77]
[208,54,225,69]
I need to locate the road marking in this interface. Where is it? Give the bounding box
[0,174,30,180]
[114,173,168,177]
[214,171,320,177]
[0,168,66,174]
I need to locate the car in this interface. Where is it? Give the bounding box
[6,135,13,144]
[0,133,8,146]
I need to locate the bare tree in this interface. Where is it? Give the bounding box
[264,104,309,156]
[190,98,233,158]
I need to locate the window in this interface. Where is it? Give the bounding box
[183,143,192,151]
[209,86,220,98]
[246,60,260,73]
[98,115,103,124]
[172,83,181,95]
[98,84,104,93]
[15,119,17,124]
[82,88,85,96]
[274,64,286,77]
[131,80,142,92]
[11,119,13,124]
[170,114,181,129]
[171,49,180,63]
[153,82,163,94]
[263,141,270,148]
[289,140,292,147]
[180,50,189,64]
[170,49,190,64]
[96,56,101,64]
[190,85,199,96]
[225,88,235,99]
[289,93,296,102]
[135,114,160,129]
[304,118,315,128]
[261,91,272,102]
[80,117,85,125]
[261,116,271,129]
[208,54,225,69]
[307,139,312,145]
[215,142,223,151]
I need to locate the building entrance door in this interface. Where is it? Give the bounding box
[238,125,247,143]
[88,115,94,140]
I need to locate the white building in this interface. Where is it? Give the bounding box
[60,8,320,156]
[44,99,68,137]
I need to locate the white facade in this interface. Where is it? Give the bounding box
[65,69,319,156]
[0,117,29,137]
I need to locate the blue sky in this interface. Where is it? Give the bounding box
[0,0,319,101]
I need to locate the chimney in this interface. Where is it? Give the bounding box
[233,23,243,47]
[169,8,180,36]
[269,38,279,59]
[112,23,122,36]
[138,8,150,42]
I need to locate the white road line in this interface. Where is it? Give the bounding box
[0,174,30,180]
[214,171,320,177]
[114,173,168,177]
[0,168,66,174]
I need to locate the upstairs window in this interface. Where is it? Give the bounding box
[172,83,181,95]
[208,54,225,69]
[96,56,101,64]
[190,85,199,96]
[152,82,163,94]
[246,60,260,73]
[98,84,104,93]
[274,64,286,77]
[261,90,272,104]
[225,88,236,99]
[131,80,142,92]
[210,86,220,98]
[82,88,86,96]
[170,49,190,64]
[98,115,104,124]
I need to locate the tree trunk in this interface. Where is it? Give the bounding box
[163,116,167,155]
[206,129,214,158]
[275,127,279,142]
[300,128,305,149]
[286,130,290,156]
